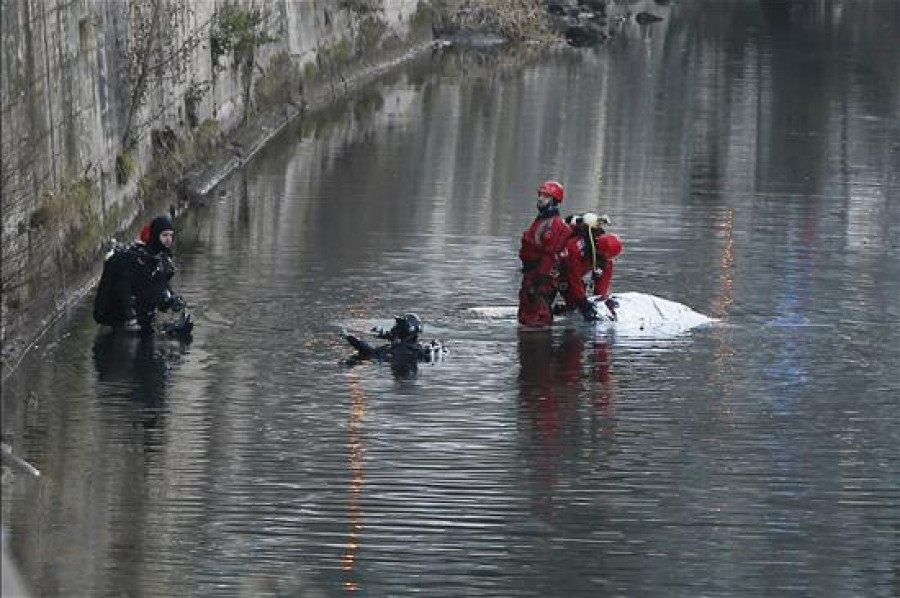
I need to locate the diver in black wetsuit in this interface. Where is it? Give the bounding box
[94,214,193,339]
[343,313,446,377]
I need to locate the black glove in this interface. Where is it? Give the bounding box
[577,299,599,322]
[170,294,186,312]
[604,298,618,321]
[163,313,194,339]
[161,291,186,312]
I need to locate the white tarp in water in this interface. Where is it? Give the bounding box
[469,292,716,336]
[583,292,716,335]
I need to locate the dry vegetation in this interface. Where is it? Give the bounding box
[435,0,560,43]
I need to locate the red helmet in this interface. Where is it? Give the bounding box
[139,223,152,244]
[597,233,623,259]
[537,180,564,203]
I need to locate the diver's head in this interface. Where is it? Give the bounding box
[392,313,423,342]
[597,233,623,259]
[536,180,564,215]
[148,215,175,253]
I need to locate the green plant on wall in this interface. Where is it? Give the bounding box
[254,51,303,110]
[341,0,391,59]
[28,178,103,265]
[210,5,276,73]
[357,15,389,53]
[210,4,277,123]
[115,149,136,186]
[193,119,221,155]
[184,79,211,128]
[119,0,210,149]
[60,177,103,264]
[316,36,353,87]
[409,1,432,27]
[339,0,383,14]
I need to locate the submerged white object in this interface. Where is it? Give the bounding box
[468,292,716,336]
[584,292,716,334]
[467,305,519,318]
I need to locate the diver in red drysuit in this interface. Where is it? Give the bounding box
[556,212,624,320]
[518,181,597,327]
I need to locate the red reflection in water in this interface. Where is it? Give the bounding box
[341,375,366,591]
[517,329,618,518]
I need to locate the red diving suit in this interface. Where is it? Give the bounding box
[556,214,623,317]
[518,181,588,327]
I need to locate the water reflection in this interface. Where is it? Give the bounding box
[92,331,189,446]
[341,374,366,593]
[34,329,190,597]
[517,329,617,520]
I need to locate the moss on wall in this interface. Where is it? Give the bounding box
[28,177,104,269]
[115,150,137,186]
[357,15,390,53]
[254,51,302,111]
[320,36,354,73]
[194,119,222,156]
[210,5,277,73]
[409,2,440,35]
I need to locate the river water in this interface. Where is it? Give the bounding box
[3,3,899,596]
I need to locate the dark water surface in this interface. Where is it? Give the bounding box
[3,3,899,596]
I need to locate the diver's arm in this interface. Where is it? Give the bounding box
[593,260,614,298]
[160,287,186,312]
[156,255,185,311]
[371,327,394,341]
[346,334,378,359]
[559,237,587,309]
